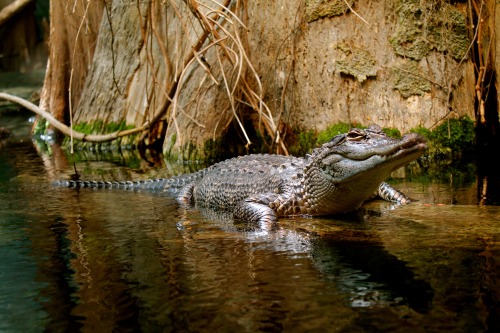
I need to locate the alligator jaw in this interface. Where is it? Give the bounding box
[378,133,427,167]
[329,133,427,184]
[340,132,427,161]
[310,133,427,214]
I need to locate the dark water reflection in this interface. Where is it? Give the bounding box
[1,133,500,331]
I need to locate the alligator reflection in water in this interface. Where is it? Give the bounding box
[188,205,434,314]
[312,237,433,313]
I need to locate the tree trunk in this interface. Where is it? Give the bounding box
[245,0,475,133]
[41,0,478,160]
[73,0,251,159]
[39,0,104,124]
[0,0,48,72]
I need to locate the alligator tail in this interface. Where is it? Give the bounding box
[53,170,206,193]
[53,178,173,191]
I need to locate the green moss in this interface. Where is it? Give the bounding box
[299,130,316,152]
[305,0,354,23]
[431,116,475,154]
[32,117,49,136]
[60,121,137,150]
[382,127,402,139]
[406,117,476,183]
[410,125,432,139]
[164,139,214,162]
[73,120,134,135]
[392,60,431,97]
[410,115,475,160]
[288,129,317,156]
[289,123,402,156]
[316,122,369,145]
[203,138,228,161]
[164,134,177,159]
[335,43,377,82]
[72,121,100,134]
[390,0,469,61]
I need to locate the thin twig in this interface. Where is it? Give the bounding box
[342,0,369,26]
[215,41,251,145]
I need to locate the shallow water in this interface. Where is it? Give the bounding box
[1,120,500,331]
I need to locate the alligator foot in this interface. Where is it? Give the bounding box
[233,198,278,227]
[378,182,412,205]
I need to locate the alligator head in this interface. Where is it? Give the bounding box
[304,125,427,213]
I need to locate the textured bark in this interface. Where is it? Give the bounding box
[39,0,104,123]
[74,1,148,125]
[74,0,235,159]
[44,0,478,159]
[245,0,475,134]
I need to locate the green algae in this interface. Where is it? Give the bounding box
[305,0,355,22]
[335,43,378,82]
[392,60,431,97]
[390,0,469,61]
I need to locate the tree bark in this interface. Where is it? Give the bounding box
[244,0,475,133]
[39,0,104,124]
[73,0,237,159]
[40,0,477,160]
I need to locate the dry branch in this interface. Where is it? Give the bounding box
[0,92,147,142]
[142,0,288,154]
[0,0,32,28]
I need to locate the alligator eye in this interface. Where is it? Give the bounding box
[346,130,365,141]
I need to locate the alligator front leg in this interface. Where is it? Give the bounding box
[378,182,411,204]
[233,193,281,225]
[177,183,195,204]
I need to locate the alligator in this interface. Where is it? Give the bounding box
[54,125,426,224]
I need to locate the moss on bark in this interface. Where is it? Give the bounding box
[390,0,469,61]
[392,61,431,98]
[335,43,377,82]
[305,0,354,22]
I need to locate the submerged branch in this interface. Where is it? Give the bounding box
[0,92,147,142]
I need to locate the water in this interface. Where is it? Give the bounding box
[1,114,500,332]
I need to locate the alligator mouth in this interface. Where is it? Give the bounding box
[340,133,427,182]
[382,133,427,164]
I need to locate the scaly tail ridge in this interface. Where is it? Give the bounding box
[52,179,172,191]
[53,169,208,193]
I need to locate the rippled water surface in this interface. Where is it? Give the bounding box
[1,119,500,332]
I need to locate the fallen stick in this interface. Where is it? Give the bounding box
[0,0,33,28]
[0,92,147,142]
